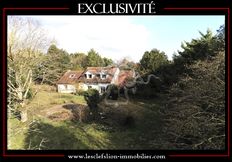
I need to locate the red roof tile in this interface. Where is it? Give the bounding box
[79,67,118,84]
[57,67,134,86]
[57,70,83,84]
[118,70,135,87]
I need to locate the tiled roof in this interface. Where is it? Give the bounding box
[85,67,117,75]
[57,67,135,86]
[79,66,118,84]
[56,70,83,84]
[118,70,135,87]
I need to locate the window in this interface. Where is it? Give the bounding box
[100,86,106,93]
[101,74,106,79]
[69,74,75,78]
[88,74,92,79]
[88,86,92,89]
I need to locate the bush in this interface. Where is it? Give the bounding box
[135,84,158,99]
[107,84,119,100]
[83,89,100,120]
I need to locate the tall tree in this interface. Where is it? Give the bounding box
[103,57,113,67]
[170,27,225,84]
[86,49,104,67]
[175,29,218,65]
[70,52,87,70]
[215,25,225,52]
[7,16,52,121]
[35,44,71,85]
[140,49,169,74]
[160,26,225,149]
[164,51,225,149]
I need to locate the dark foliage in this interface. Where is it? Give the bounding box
[164,52,225,149]
[84,89,100,120]
[84,89,100,110]
[106,84,119,100]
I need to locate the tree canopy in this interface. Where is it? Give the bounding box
[174,29,223,65]
[139,49,169,74]
[86,49,104,67]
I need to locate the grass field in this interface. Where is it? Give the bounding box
[8,85,169,150]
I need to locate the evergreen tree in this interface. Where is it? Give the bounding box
[140,49,169,74]
[86,49,104,67]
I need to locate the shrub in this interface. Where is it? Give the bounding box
[135,84,158,99]
[107,84,119,100]
[83,89,100,120]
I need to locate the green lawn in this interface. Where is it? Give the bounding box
[8,85,168,150]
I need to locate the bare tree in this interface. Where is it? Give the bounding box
[7,16,53,122]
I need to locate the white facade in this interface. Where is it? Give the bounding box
[57,84,76,93]
[85,71,95,79]
[81,83,110,94]
[80,67,120,94]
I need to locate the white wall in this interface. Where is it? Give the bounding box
[57,84,76,93]
[85,71,95,79]
[81,83,109,94]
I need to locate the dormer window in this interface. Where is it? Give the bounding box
[101,74,106,79]
[85,71,93,79]
[69,74,75,78]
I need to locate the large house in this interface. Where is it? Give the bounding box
[56,66,134,94]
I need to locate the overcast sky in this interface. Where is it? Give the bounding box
[11,15,225,62]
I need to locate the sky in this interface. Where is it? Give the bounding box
[12,15,225,62]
